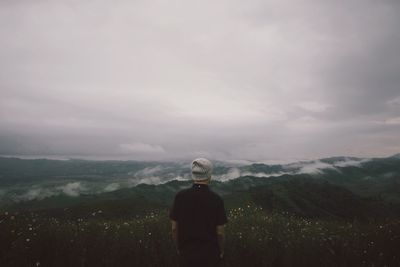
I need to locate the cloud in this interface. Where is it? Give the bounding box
[135,165,164,176]
[288,158,370,174]
[333,158,369,168]
[387,97,400,107]
[214,167,287,182]
[290,161,337,175]
[118,143,165,155]
[57,182,86,197]
[0,0,399,160]
[103,183,120,192]
[297,102,332,113]
[10,182,87,201]
[385,117,400,125]
[214,168,242,182]
[16,187,57,201]
[0,182,90,202]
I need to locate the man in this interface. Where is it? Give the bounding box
[169,158,228,267]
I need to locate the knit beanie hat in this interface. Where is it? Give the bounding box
[191,158,213,181]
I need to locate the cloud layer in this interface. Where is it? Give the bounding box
[1,0,400,160]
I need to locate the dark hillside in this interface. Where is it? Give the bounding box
[249,178,394,220]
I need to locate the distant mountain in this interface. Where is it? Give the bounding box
[0,157,170,184]
[1,155,400,220]
[390,153,400,159]
[240,163,285,174]
[319,156,363,164]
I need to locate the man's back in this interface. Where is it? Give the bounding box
[170,158,227,267]
[170,183,226,249]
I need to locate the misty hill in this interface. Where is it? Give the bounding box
[0,155,399,220]
[3,174,399,222]
[0,157,233,184]
[0,157,177,184]
[390,153,400,159]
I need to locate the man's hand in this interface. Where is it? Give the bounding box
[216,225,225,261]
[171,220,180,255]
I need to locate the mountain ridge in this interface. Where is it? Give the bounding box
[1,155,399,219]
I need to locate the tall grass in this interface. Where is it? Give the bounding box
[1,206,399,267]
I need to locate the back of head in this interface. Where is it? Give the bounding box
[191,158,213,181]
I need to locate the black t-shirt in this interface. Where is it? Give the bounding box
[169,183,228,257]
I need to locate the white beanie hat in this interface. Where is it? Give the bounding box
[191,158,213,181]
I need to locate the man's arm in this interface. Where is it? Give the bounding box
[216,224,225,258]
[171,220,179,254]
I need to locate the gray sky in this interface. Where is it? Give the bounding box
[1,0,400,161]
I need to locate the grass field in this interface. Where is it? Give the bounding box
[1,205,399,267]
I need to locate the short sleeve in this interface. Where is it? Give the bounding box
[216,198,228,225]
[169,194,179,221]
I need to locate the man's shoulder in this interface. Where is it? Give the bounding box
[208,189,223,200]
[204,188,224,205]
[175,187,192,197]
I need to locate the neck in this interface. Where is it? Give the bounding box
[194,179,209,185]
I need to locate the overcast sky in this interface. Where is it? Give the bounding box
[1,0,400,161]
